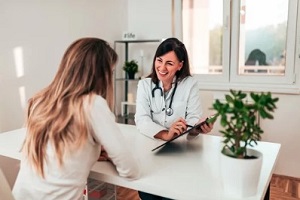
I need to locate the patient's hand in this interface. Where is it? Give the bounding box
[97,146,111,162]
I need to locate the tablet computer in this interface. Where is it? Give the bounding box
[151,115,216,152]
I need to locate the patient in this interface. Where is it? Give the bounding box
[12,38,140,200]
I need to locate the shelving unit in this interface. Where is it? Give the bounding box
[114,39,161,124]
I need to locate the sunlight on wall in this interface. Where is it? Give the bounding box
[13,47,24,78]
[18,86,26,109]
[14,46,26,109]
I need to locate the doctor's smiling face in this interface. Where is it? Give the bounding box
[155,51,183,87]
[150,38,191,88]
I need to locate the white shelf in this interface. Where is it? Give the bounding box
[114,39,161,123]
[121,101,136,116]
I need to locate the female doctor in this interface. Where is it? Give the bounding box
[135,37,213,141]
[135,37,213,199]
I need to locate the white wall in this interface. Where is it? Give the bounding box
[128,0,172,39]
[261,93,300,177]
[114,0,174,115]
[0,0,128,132]
[1,0,300,181]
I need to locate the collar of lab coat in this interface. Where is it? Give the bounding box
[158,76,177,91]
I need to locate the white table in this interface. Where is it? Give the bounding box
[0,124,280,200]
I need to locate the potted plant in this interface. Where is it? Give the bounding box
[209,89,279,197]
[123,60,138,79]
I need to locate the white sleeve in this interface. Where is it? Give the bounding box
[185,78,203,125]
[89,96,141,179]
[134,80,167,139]
[184,78,203,140]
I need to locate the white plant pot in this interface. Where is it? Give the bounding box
[220,148,263,198]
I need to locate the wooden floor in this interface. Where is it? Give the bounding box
[115,174,300,200]
[270,174,300,200]
[116,186,140,200]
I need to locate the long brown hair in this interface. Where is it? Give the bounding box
[23,38,117,177]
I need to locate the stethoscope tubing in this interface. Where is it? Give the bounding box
[151,81,178,116]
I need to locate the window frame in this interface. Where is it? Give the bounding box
[176,0,300,94]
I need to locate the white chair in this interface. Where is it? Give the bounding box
[0,168,15,200]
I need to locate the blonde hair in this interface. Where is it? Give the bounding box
[22,38,117,177]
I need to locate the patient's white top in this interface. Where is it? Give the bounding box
[13,95,140,200]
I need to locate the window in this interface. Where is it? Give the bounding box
[181,0,300,93]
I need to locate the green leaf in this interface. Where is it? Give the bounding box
[240,93,247,99]
[225,95,234,103]
[212,90,278,157]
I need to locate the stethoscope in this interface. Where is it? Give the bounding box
[151,81,178,116]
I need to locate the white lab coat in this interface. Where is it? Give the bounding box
[135,76,203,139]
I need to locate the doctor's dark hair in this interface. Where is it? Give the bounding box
[149,37,191,84]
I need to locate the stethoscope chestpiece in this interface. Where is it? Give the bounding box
[165,107,174,116]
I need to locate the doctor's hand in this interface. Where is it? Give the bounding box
[196,116,214,134]
[155,118,187,141]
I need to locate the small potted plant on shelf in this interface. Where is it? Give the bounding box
[123,60,138,80]
[209,89,279,197]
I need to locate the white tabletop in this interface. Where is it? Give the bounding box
[0,124,280,200]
